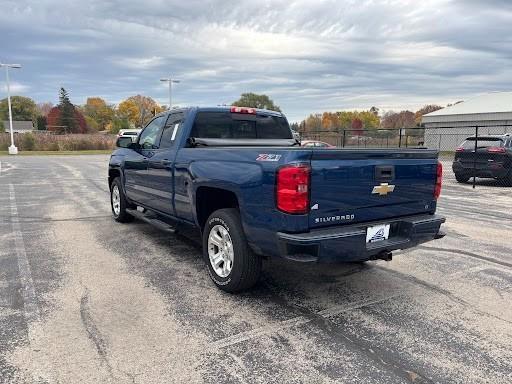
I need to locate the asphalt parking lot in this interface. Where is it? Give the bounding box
[1,155,511,384]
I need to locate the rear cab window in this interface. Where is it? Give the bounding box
[461,138,505,149]
[190,111,292,140]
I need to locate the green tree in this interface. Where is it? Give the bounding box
[232,93,281,112]
[58,88,77,133]
[36,115,47,130]
[0,96,37,121]
[358,111,380,129]
[0,120,4,133]
[110,117,131,134]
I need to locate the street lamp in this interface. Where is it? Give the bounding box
[160,77,180,109]
[1,63,22,155]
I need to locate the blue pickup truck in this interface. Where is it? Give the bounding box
[109,106,445,292]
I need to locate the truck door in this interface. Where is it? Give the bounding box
[124,116,165,205]
[145,112,184,215]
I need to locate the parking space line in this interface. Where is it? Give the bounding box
[9,183,41,339]
[212,294,400,349]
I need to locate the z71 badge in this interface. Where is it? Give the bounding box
[256,154,282,162]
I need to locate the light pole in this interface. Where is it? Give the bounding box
[160,77,180,109]
[1,63,21,155]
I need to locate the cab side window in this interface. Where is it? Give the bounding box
[138,116,165,149]
[160,113,185,149]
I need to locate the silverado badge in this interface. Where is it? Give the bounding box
[372,183,395,196]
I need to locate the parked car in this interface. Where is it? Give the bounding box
[453,134,512,185]
[117,129,141,142]
[301,140,336,148]
[109,106,445,292]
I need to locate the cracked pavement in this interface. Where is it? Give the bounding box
[0,155,511,383]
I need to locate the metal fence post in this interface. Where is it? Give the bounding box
[473,125,478,189]
[342,130,346,148]
[398,129,402,148]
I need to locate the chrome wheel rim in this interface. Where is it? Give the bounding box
[112,185,121,216]
[208,225,234,278]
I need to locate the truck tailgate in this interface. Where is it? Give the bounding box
[309,150,438,229]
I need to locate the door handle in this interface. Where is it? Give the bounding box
[161,159,172,166]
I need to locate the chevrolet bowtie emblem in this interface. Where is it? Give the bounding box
[372,183,395,196]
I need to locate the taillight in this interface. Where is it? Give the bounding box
[487,147,506,153]
[230,106,256,114]
[455,147,465,152]
[434,162,442,200]
[276,164,310,214]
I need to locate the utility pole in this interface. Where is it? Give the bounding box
[1,63,22,155]
[160,77,180,109]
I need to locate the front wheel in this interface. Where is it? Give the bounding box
[202,208,261,293]
[110,177,134,223]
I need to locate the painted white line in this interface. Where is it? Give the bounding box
[212,294,400,349]
[9,183,41,340]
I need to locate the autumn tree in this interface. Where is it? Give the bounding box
[46,88,86,133]
[82,97,115,131]
[321,112,340,130]
[351,118,363,135]
[304,114,322,132]
[232,93,281,112]
[414,104,443,126]
[0,96,37,121]
[337,111,380,131]
[118,95,161,128]
[381,110,415,129]
[117,99,138,126]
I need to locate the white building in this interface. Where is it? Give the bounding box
[422,92,512,149]
[3,120,35,133]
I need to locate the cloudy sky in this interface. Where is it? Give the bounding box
[0,0,510,121]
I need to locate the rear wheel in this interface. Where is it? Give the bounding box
[110,177,134,223]
[499,170,512,187]
[455,174,470,183]
[202,208,261,293]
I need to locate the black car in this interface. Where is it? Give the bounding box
[452,134,512,185]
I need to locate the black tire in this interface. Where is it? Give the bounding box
[500,170,512,187]
[110,177,134,223]
[202,208,261,293]
[455,174,470,183]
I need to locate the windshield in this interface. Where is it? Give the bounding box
[461,138,504,149]
[191,111,292,139]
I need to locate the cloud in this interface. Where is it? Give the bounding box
[0,0,510,121]
[1,82,30,94]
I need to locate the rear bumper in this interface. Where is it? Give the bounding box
[453,161,509,178]
[276,214,446,263]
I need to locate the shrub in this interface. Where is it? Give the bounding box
[1,132,116,152]
[21,133,36,150]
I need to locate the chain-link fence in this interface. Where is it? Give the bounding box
[300,125,512,188]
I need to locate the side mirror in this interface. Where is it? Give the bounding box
[116,136,136,148]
